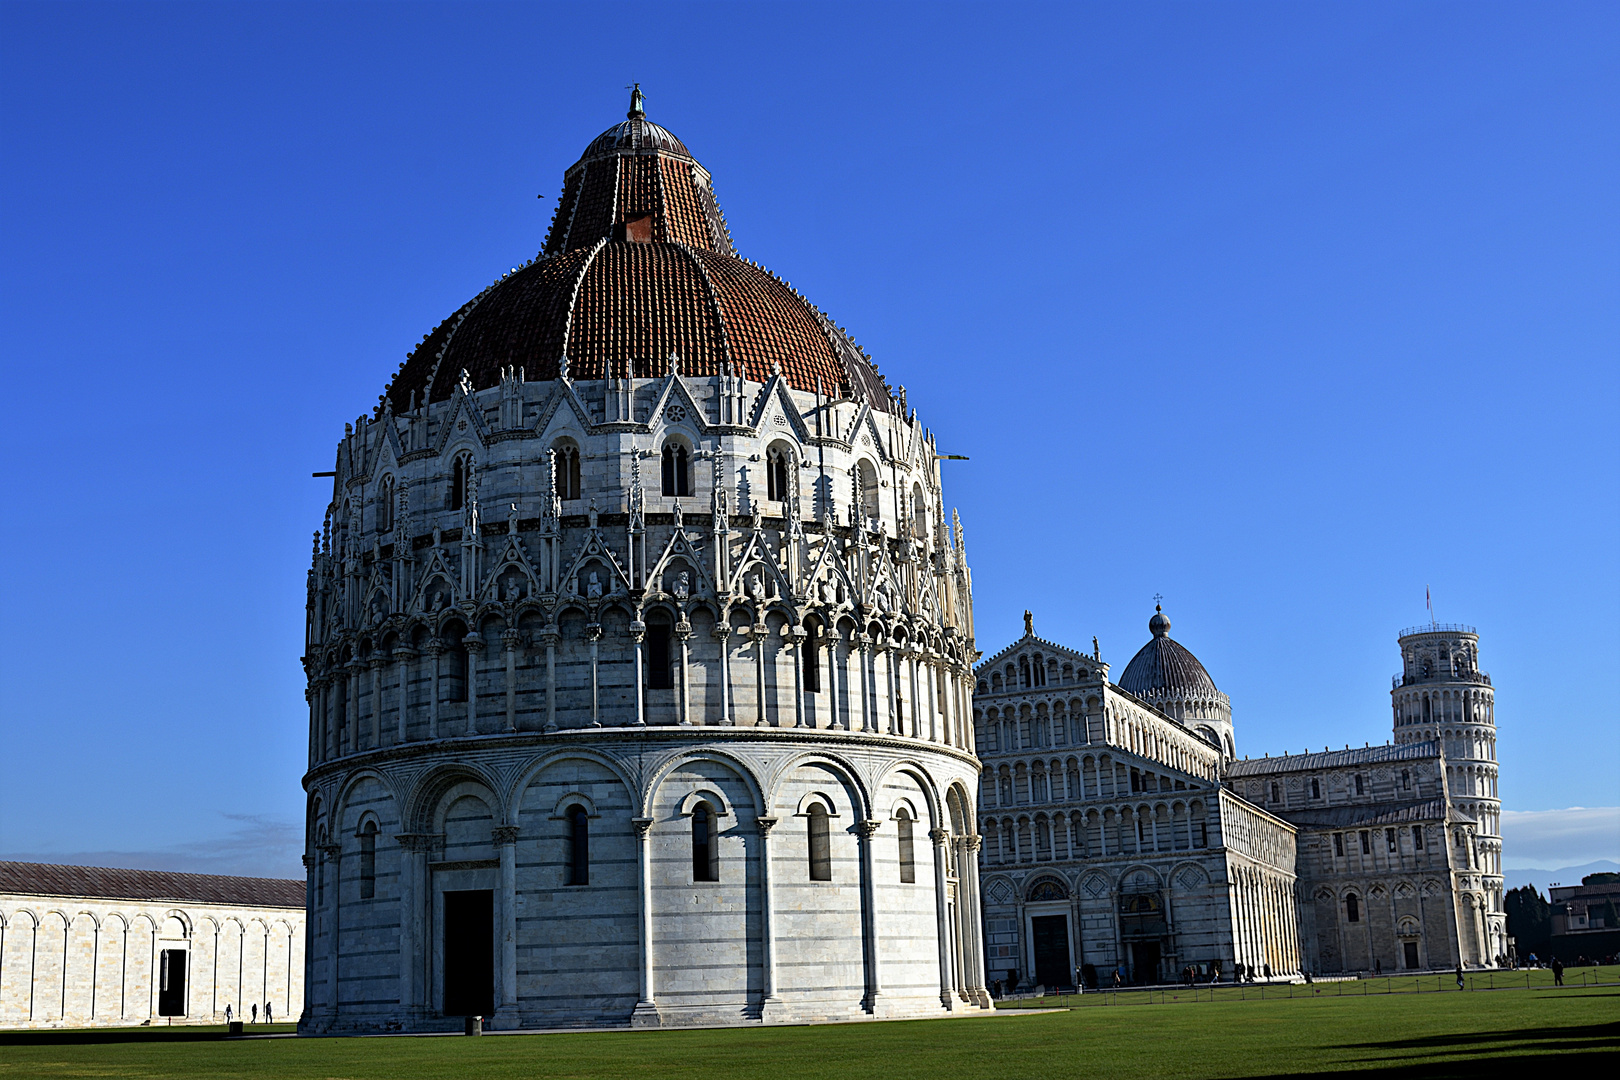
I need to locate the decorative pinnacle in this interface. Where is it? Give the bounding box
[627,83,646,120]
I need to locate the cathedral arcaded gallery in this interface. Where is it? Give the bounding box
[299,90,990,1032]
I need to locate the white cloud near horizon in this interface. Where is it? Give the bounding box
[1501,807,1620,869]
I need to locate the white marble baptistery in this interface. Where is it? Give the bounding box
[299,92,991,1032]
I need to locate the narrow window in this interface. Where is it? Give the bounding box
[1193,821,1207,848]
[897,811,916,883]
[1311,778,1321,800]
[856,459,878,520]
[1346,894,1360,923]
[767,449,790,502]
[692,804,719,882]
[801,628,820,692]
[359,823,377,899]
[1412,825,1425,850]
[646,617,673,690]
[567,805,589,885]
[555,445,581,501]
[1401,769,1411,791]
[1359,830,1371,855]
[1033,658,1047,687]
[1423,697,1431,722]
[1386,827,1397,853]
[661,443,690,497]
[377,477,394,534]
[1270,782,1280,804]
[451,455,468,511]
[1355,774,1365,796]
[808,804,832,881]
[1333,833,1344,857]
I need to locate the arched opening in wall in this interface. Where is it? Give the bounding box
[645,611,674,690]
[566,805,590,885]
[359,822,378,899]
[450,453,472,511]
[855,459,878,522]
[1019,656,1031,688]
[807,803,832,881]
[767,443,792,503]
[1423,696,1432,722]
[1032,655,1047,687]
[377,476,394,534]
[1346,894,1361,923]
[692,803,719,881]
[910,483,928,543]
[801,618,822,693]
[661,440,691,497]
[553,440,582,501]
[440,621,468,702]
[896,808,916,883]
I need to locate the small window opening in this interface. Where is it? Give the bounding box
[662,443,691,497]
[555,444,582,501]
[767,448,790,502]
[692,804,719,882]
[451,454,470,511]
[377,477,394,534]
[1386,827,1397,853]
[646,616,673,690]
[808,803,832,881]
[897,811,916,883]
[1412,825,1425,850]
[359,823,377,899]
[567,805,590,885]
[801,627,821,693]
[1355,774,1365,796]
[1333,833,1344,857]
[1359,830,1371,854]
[1311,778,1321,800]
[1270,783,1281,804]
[1401,769,1411,791]
[1346,894,1361,923]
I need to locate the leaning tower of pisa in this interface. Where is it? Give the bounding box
[1390,623,1506,964]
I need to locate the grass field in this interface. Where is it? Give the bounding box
[2,982,1615,1080]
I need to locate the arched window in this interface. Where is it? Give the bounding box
[807,803,832,881]
[1019,657,1031,688]
[692,803,719,881]
[439,623,468,702]
[801,624,821,693]
[359,822,377,899]
[377,476,394,534]
[896,810,915,883]
[644,613,674,690]
[567,805,589,885]
[554,443,582,501]
[911,484,928,540]
[855,459,878,521]
[450,454,471,511]
[1346,894,1361,923]
[661,442,691,498]
[767,446,791,503]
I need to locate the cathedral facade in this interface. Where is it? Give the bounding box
[972,611,1505,988]
[299,91,989,1032]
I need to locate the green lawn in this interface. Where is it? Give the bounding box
[2,983,1616,1080]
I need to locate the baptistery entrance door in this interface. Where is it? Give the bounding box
[1130,940,1161,985]
[1031,916,1072,989]
[443,890,494,1017]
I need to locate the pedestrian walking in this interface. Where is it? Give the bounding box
[266,1001,273,1023]
[1552,958,1564,986]
[225,1004,233,1024]
[1455,965,1465,990]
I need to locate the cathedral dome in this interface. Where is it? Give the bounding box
[382,90,892,413]
[1118,606,1220,700]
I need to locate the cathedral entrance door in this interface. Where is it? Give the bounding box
[1031,915,1071,989]
[1403,941,1420,969]
[1130,940,1161,985]
[157,948,187,1016]
[443,889,494,1016]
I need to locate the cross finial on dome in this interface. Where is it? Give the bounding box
[626,83,646,120]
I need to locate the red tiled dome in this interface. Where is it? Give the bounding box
[383,93,893,413]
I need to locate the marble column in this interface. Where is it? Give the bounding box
[587,623,602,727]
[394,833,432,1021]
[630,817,659,1027]
[464,632,485,733]
[542,628,559,732]
[502,629,520,732]
[631,620,647,726]
[786,630,807,729]
[756,816,783,1019]
[368,656,385,749]
[856,634,873,732]
[394,645,414,743]
[427,639,444,739]
[714,625,733,726]
[858,819,883,1013]
[930,827,955,1009]
[492,825,520,1026]
[957,835,991,1006]
[676,621,692,725]
[319,843,342,1017]
[752,621,768,726]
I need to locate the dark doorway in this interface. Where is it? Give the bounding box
[443,890,494,1016]
[1403,941,1420,969]
[1031,915,1072,989]
[157,949,187,1016]
[1130,940,1161,985]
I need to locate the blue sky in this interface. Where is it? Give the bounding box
[1,1,1615,879]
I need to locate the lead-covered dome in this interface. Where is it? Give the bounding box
[382,91,893,413]
[1118,605,1221,699]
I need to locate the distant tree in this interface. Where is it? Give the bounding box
[1582,872,1620,886]
[1505,885,1552,955]
[1599,899,1620,930]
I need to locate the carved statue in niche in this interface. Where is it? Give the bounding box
[673,571,690,600]
[586,571,602,599]
[745,572,762,599]
[502,575,524,603]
